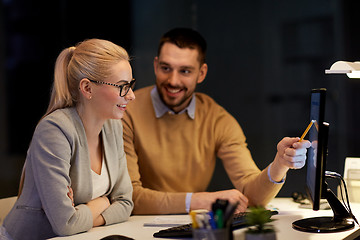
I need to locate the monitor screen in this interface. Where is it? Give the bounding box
[306,88,326,211]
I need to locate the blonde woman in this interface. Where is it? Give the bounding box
[1,39,135,240]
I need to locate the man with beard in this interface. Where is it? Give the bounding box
[122,28,310,215]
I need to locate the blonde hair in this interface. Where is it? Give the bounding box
[45,39,130,117]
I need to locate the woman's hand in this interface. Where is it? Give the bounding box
[67,186,75,207]
[86,196,111,227]
[67,186,110,226]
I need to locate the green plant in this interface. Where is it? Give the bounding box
[245,207,276,234]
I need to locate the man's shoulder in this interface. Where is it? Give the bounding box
[126,86,153,109]
[133,85,154,99]
[125,86,154,118]
[194,92,236,119]
[195,93,242,133]
[195,92,222,109]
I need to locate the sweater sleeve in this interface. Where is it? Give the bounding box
[122,110,187,214]
[30,116,93,236]
[215,109,283,207]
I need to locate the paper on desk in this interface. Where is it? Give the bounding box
[143,215,191,227]
[344,157,360,180]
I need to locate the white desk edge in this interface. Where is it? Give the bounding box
[49,198,360,240]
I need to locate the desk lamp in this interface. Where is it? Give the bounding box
[325,61,360,78]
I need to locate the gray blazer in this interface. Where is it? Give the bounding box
[3,108,133,240]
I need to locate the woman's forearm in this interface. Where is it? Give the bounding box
[86,196,110,226]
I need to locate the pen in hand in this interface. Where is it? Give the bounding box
[299,120,315,142]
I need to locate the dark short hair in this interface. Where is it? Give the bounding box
[157,28,207,65]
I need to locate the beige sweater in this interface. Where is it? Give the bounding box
[122,86,283,214]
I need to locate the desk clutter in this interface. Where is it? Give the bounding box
[153,199,278,238]
[191,199,238,230]
[191,199,237,240]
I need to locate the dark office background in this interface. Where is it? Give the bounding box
[0,0,359,199]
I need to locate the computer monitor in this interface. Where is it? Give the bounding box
[306,88,326,211]
[292,88,355,233]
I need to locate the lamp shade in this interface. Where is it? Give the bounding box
[325,61,360,78]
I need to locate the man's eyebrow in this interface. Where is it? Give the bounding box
[158,61,170,66]
[159,61,195,70]
[181,66,195,70]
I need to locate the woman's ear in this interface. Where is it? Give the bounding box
[79,78,93,100]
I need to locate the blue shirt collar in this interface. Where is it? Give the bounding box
[151,86,195,119]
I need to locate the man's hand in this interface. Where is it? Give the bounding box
[276,137,311,169]
[270,137,311,182]
[190,189,248,213]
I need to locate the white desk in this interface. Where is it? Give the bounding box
[243,198,360,240]
[50,198,360,240]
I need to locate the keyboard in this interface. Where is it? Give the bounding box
[153,210,278,238]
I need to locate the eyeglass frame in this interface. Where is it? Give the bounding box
[88,78,136,97]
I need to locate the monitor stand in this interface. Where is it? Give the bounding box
[292,184,355,233]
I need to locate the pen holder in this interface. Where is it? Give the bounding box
[193,227,231,240]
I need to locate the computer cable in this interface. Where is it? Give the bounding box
[325,171,359,226]
[325,171,352,216]
[325,171,350,213]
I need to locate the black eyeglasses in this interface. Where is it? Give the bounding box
[89,79,136,97]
